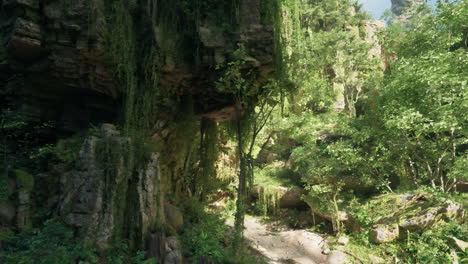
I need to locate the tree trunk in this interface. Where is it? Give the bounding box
[332,191,342,234]
[233,105,246,253]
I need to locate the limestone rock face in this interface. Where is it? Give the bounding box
[7,18,44,60]
[58,124,163,248]
[363,20,385,68]
[392,0,412,16]
[163,249,182,264]
[332,18,385,115]
[2,0,112,93]
[137,152,164,239]
[1,0,275,130]
[391,0,424,22]
[0,0,117,129]
[59,135,115,245]
[0,1,117,131]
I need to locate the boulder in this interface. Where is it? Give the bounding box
[398,199,464,232]
[366,194,464,236]
[398,207,441,231]
[369,255,386,263]
[100,124,120,137]
[166,236,180,251]
[337,236,349,245]
[369,224,399,244]
[448,236,468,252]
[280,188,307,209]
[442,199,465,220]
[164,249,182,264]
[326,250,348,264]
[198,26,225,48]
[455,182,468,193]
[164,203,184,232]
[250,186,308,209]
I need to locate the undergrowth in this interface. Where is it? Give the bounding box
[342,191,468,263]
[0,220,154,264]
[180,200,266,264]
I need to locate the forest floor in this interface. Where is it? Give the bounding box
[237,217,347,264]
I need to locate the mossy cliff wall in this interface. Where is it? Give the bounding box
[0,0,274,128]
[57,125,163,250]
[0,0,275,258]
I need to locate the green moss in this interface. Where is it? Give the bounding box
[259,186,281,216]
[55,137,85,170]
[254,163,300,188]
[95,135,131,239]
[15,169,34,191]
[260,0,276,24]
[366,194,403,223]
[196,118,220,198]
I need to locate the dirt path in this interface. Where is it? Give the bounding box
[239,217,347,264]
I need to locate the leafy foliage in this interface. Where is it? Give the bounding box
[388,221,468,263]
[180,201,228,263]
[0,220,153,264]
[374,0,468,191]
[181,199,266,264]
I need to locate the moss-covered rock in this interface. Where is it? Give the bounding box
[58,124,166,250]
[365,193,465,244]
[164,203,184,232]
[365,193,404,223]
[396,196,464,232]
[14,170,34,191]
[369,224,399,244]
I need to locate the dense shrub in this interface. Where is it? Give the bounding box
[0,220,153,264]
[180,201,228,263]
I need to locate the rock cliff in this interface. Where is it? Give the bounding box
[391,0,424,22]
[0,0,275,261]
[0,0,274,128]
[58,124,164,248]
